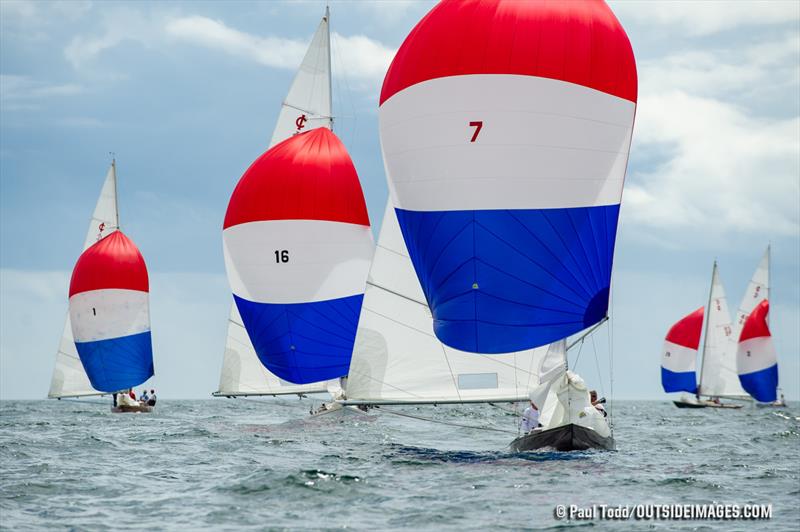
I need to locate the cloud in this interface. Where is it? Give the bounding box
[64,7,164,68]
[164,15,307,70]
[611,0,800,36]
[626,91,799,236]
[638,33,800,99]
[165,16,395,84]
[0,75,83,111]
[623,28,800,242]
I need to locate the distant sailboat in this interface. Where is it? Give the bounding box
[343,0,636,451]
[48,161,155,412]
[49,162,120,399]
[662,252,777,408]
[214,8,345,399]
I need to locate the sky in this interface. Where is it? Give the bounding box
[1,0,798,400]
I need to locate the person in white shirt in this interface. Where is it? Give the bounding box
[520,401,540,433]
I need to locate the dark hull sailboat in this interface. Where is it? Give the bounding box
[509,423,615,452]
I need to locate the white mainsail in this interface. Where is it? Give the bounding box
[215,9,334,397]
[698,262,749,398]
[344,202,550,405]
[48,162,119,398]
[734,246,770,338]
[269,8,332,148]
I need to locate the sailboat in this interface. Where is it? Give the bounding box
[664,248,777,408]
[341,0,637,452]
[735,246,785,407]
[214,8,337,401]
[48,161,155,412]
[217,8,374,404]
[665,261,746,408]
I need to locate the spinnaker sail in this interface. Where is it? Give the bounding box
[222,128,373,385]
[737,300,779,403]
[377,0,637,353]
[68,230,153,393]
[661,307,703,394]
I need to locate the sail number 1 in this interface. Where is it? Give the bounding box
[274,250,289,263]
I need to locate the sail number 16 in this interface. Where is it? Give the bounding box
[274,250,289,263]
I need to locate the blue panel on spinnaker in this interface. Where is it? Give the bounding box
[739,364,778,403]
[75,331,154,393]
[661,367,697,394]
[395,205,619,353]
[234,294,363,384]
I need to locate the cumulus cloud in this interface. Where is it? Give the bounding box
[165,15,395,84]
[611,0,800,36]
[64,7,161,68]
[626,91,799,236]
[164,15,307,70]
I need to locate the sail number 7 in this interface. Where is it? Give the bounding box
[274,250,289,263]
[469,121,483,142]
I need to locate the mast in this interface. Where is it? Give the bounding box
[697,260,716,398]
[111,158,119,230]
[767,243,771,326]
[325,5,333,131]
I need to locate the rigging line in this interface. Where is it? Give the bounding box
[379,408,517,435]
[571,338,585,370]
[591,333,605,399]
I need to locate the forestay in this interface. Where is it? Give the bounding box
[49,162,119,398]
[378,0,638,354]
[699,263,748,398]
[344,203,548,405]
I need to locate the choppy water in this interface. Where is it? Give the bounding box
[1,399,798,530]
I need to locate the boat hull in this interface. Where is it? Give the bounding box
[673,400,743,409]
[111,404,153,413]
[509,423,614,452]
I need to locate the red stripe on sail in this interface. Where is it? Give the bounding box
[224,128,370,230]
[739,299,771,342]
[380,0,638,105]
[69,230,149,296]
[665,306,704,350]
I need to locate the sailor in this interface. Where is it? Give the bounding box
[520,400,540,433]
[128,388,136,400]
[147,389,157,407]
[589,390,607,417]
[140,389,150,404]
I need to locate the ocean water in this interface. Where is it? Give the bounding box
[1,399,798,531]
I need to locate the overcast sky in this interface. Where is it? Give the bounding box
[1,0,798,400]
